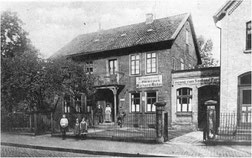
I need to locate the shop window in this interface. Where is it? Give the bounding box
[146,52,157,74]
[130,54,140,75]
[146,92,157,112]
[130,93,140,112]
[86,61,93,74]
[109,59,117,75]
[246,21,251,51]
[177,88,192,112]
[64,95,71,113]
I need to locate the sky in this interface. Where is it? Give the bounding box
[1,0,227,60]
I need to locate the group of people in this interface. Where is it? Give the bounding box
[95,104,112,124]
[74,117,88,140]
[60,114,88,140]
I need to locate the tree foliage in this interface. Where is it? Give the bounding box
[196,36,218,68]
[1,11,95,113]
[1,11,30,58]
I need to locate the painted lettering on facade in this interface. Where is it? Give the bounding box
[136,75,162,88]
[174,77,219,86]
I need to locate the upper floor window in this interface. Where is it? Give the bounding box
[180,58,184,70]
[130,54,140,75]
[186,30,189,45]
[146,52,157,74]
[109,59,117,75]
[146,92,157,112]
[246,21,251,50]
[130,93,140,112]
[177,88,192,112]
[172,57,176,70]
[86,61,93,74]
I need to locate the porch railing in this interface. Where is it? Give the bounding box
[94,72,125,86]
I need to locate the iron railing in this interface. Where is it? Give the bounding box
[52,113,156,142]
[215,113,251,141]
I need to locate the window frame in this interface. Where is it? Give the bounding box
[130,54,140,75]
[130,92,141,113]
[146,52,157,74]
[176,88,192,113]
[145,91,157,113]
[85,61,93,74]
[172,57,176,70]
[64,95,71,113]
[108,59,118,75]
[180,58,184,70]
[246,21,251,51]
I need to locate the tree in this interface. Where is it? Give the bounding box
[1,11,30,58]
[196,36,218,68]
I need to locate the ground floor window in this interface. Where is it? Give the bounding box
[177,88,192,112]
[130,93,140,112]
[146,92,157,112]
[64,95,71,113]
[75,95,81,113]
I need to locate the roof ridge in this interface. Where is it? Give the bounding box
[78,12,190,36]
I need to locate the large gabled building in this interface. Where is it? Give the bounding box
[54,13,201,127]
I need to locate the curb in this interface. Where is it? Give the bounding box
[204,140,251,146]
[1,142,169,157]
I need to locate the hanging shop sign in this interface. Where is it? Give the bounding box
[136,75,162,88]
[174,77,219,86]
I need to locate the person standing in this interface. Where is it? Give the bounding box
[95,105,103,124]
[60,114,68,140]
[74,118,80,139]
[105,104,111,122]
[80,117,88,140]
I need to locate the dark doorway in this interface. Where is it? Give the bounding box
[95,89,116,122]
[198,85,219,130]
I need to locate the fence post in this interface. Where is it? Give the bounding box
[34,112,38,135]
[51,112,53,134]
[154,101,166,143]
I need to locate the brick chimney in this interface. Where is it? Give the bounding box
[146,13,154,24]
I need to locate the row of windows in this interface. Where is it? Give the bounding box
[130,91,157,113]
[84,53,194,74]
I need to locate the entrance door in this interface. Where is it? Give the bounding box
[238,72,251,126]
[239,87,251,125]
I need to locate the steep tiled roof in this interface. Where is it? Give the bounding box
[53,13,192,58]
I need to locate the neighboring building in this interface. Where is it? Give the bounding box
[171,67,220,130]
[213,0,251,126]
[54,13,201,126]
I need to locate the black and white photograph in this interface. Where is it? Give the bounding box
[1,0,251,157]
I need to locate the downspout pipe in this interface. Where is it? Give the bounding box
[214,21,222,128]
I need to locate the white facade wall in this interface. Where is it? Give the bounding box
[219,0,251,113]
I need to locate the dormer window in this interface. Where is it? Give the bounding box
[246,21,251,51]
[121,33,127,37]
[147,29,154,32]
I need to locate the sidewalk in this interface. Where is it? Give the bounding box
[1,132,251,157]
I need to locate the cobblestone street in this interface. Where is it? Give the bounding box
[1,145,99,157]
